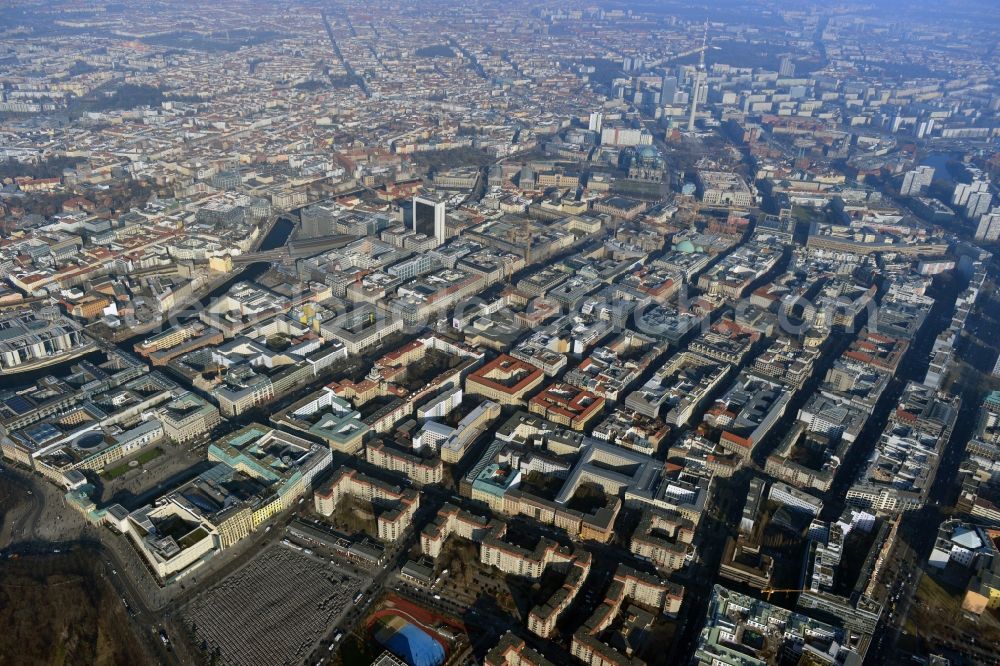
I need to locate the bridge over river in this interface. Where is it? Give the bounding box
[230,233,358,265]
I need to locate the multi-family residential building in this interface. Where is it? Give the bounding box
[314,467,419,542]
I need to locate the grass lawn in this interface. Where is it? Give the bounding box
[136,447,164,465]
[100,446,164,480]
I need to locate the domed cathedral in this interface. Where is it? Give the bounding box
[625,146,666,183]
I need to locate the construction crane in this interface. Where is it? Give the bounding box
[661,23,720,67]
[663,43,711,66]
[760,587,811,601]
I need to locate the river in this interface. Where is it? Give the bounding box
[116,215,295,350]
[920,153,960,184]
[0,216,296,390]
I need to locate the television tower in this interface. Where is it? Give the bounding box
[687,24,708,132]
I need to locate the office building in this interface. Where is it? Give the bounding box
[412,193,446,244]
[588,111,603,133]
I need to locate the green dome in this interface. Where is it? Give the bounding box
[676,239,696,253]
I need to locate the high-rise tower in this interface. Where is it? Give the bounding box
[687,25,708,132]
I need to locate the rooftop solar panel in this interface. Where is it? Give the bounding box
[4,395,33,415]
